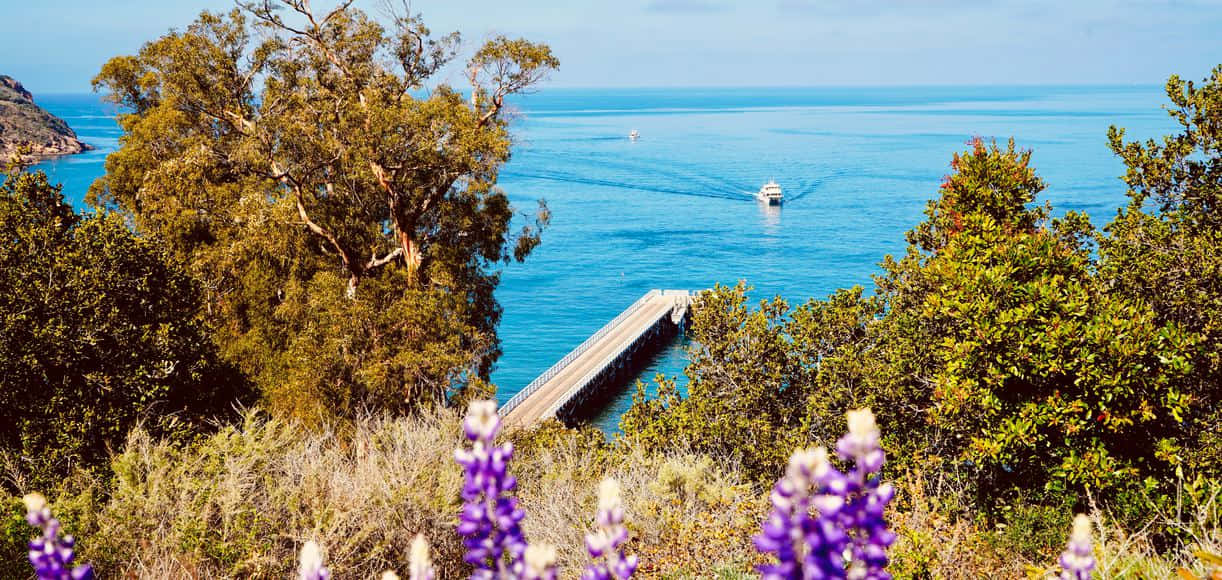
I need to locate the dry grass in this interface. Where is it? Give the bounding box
[83,408,469,578]
[23,409,1222,579]
[884,471,1222,579]
[56,410,762,578]
[885,470,1023,578]
[516,438,763,576]
[1090,483,1222,579]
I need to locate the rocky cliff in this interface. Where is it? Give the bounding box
[0,75,92,161]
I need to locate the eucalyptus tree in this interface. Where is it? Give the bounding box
[91,1,557,422]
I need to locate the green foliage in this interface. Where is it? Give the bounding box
[1101,65,1222,475]
[620,282,879,481]
[0,494,29,579]
[90,1,557,423]
[907,138,1047,253]
[860,141,1197,500]
[0,168,249,488]
[259,269,485,423]
[619,283,799,481]
[984,498,1074,564]
[857,139,1202,502]
[509,418,610,467]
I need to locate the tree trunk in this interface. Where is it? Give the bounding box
[400,229,422,282]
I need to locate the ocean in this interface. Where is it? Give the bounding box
[30,85,1175,431]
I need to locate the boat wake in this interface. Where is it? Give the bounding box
[504,148,841,205]
[501,169,747,201]
[529,149,754,194]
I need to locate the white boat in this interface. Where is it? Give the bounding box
[756,180,783,205]
[629,129,640,140]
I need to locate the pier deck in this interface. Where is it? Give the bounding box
[501,290,693,427]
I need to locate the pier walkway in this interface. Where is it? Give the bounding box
[501,290,694,427]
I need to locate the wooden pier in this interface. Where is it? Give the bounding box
[500,290,695,427]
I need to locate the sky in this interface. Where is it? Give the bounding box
[1,0,1221,94]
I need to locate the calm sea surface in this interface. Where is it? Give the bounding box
[32,86,1174,430]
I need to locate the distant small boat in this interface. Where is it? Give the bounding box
[629,130,640,141]
[756,180,783,205]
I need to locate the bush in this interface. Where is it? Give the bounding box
[987,499,1075,565]
[0,495,29,579]
[859,141,1197,503]
[1100,65,1222,477]
[0,168,250,489]
[620,283,878,483]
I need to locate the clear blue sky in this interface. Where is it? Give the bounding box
[2,0,1221,94]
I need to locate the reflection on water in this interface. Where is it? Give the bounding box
[758,201,781,232]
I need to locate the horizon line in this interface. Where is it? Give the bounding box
[31,81,1166,96]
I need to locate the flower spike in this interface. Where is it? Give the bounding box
[583,478,638,579]
[23,493,93,580]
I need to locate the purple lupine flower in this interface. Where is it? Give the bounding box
[1058,514,1095,580]
[755,408,895,580]
[23,493,93,580]
[298,540,330,580]
[754,447,850,579]
[455,400,529,578]
[582,479,639,580]
[835,409,896,580]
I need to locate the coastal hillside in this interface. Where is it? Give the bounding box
[0,75,90,161]
[2,0,1221,577]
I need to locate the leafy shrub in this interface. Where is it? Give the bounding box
[1,495,29,579]
[1100,65,1222,477]
[620,283,878,483]
[986,499,1074,565]
[0,168,250,488]
[859,140,1198,502]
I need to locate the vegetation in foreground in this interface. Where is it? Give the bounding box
[6,403,1222,578]
[0,0,1219,575]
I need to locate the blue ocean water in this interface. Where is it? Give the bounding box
[31,86,1174,431]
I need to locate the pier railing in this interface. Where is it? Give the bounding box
[499,290,663,416]
[540,297,679,419]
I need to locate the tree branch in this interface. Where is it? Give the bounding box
[366,247,403,270]
[292,184,354,273]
